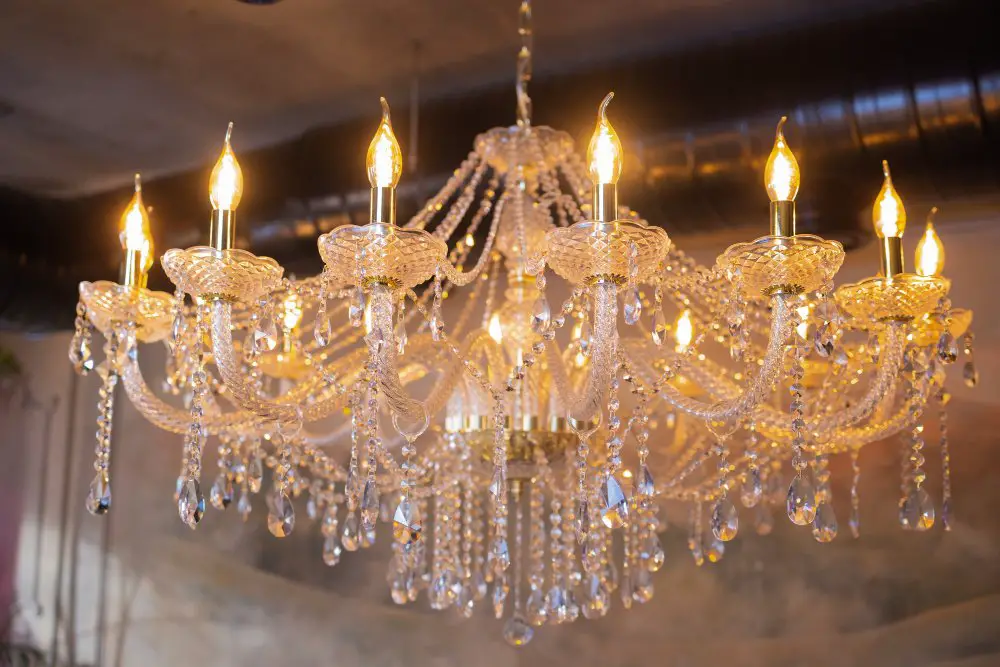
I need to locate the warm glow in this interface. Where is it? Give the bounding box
[796,305,810,339]
[764,116,800,202]
[119,174,153,272]
[282,292,303,331]
[674,309,693,351]
[915,207,945,277]
[367,97,403,188]
[209,122,244,211]
[587,92,623,186]
[873,160,906,239]
[488,313,503,344]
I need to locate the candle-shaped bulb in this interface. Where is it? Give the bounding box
[764,117,800,202]
[488,313,503,344]
[119,174,153,273]
[915,207,945,277]
[367,98,403,188]
[674,309,693,351]
[209,122,244,211]
[587,92,623,186]
[873,160,906,239]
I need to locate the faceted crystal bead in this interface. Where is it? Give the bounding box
[177,478,205,529]
[705,536,725,563]
[812,502,838,543]
[492,538,510,573]
[267,492,295,538]
[645,534,665,572]
[252,314,279,352]
[631,568,654,603]
[937,332,959,364]
[238,490,252,521]
[964,360,979,388]
[815,299,841,324]
[247,455,263,493]
[813,323,834,358]
[786,474,817,526]
[322,534,342,566]
[360,478,379,531]
[349,289,365,328]
[70,336,95,375]
[637,464,655,498]
[600,474,629,529]
[899,486,935,531]
[341,513,360,551]
[392,499,422,546]
[711,497,739,541]
[429,573,455,610]
[689,538,705,567]
[488,465,507,499]
[209,474,233,510]
[652,308,668,346]
[581,574,610,620]
[525,588,547,626]
[579,319,593,353]
[85,471,111,516]
[867,332,881,364]
[530,296,551,333]
[545,586,568,624]
[741,467,763,508]
[623,286,642,325]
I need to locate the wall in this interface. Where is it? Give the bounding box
[2,216,999,666]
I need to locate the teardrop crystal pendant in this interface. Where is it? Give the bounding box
[964,360,979,387]
[341,513,360,551]
[488,464,507,499]
[636,464,655,498]
[813,322,834,358]
[502,615,534,647]
[644,533,665,572]
[267,492,295,537]
[786,474,817,526]
[322,534,342,566]
[314,310,334,347]
[937,332,959,364]
[575,498,589,543]
[530,295,551,333]
[741,467,763,508]
[253,314,279,352]
[392,498,422,546]
[177,478,205,529]
[238,489,252,522]
[70,336,95,375]
[623,286,641,325]
[651,307,668,346]
[247,455,263,493]
[430,304,444,342]
[360,478,379,531]
[349,288,365,328]
[209,474,233,510]
[394,317,407,354]
[526,588,547,626]
[711,496,739,541]
[599,474,629,529]
[899,486,935,531]
[812,502,838,542]
[85,471,111,516]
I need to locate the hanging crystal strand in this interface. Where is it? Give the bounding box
[688,501,705,567]
[457,465,476,618]
[618,495,633,610]
[429,269,445,341]
[69,300,95,375]
[342,384,364,551]
[360,356,380,539]
[209,436,235,511]
[178,303,209,529]
[252,297,279,353]
[811,454,838,542]
[471,487,486,596]
[560,466,579,623]
[86,324,124,515]
[544,481,565,624]
[574,428,591,544]
[322,492,343,567]
[623,243,641,325]
[267,431,295,538]
[900,420,935,532]
[394,296,408,355]
[741,421,763,508]
[849,449,861,539]
[600,371,629,529]
[488,393,510,568]
[786,298,817,526]
[429,476,452,610]
[525,466,547,627]
[726,280,747,362]
[812,282,840,359]
[531,271,551,334]
[651,279,668,346]
[502,481,533,646]
[710,435,738,541]
[313,274,334,347]
[938,389,952,531]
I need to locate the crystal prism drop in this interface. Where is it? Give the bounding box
[711,497,739,541]
[85,471,111,516]
[70,336,94,375]
[390,573,408,605]
[651,307,668,346]
[392,498,422,546]
[526,588,547,626]
[492,575,508,619]
[937,332,959,364]
[247,455,263,493]
[812,502,838,543]
[472,571,488,601]
[253,314,278,352]
[502,615,534,647]
[430,304,444,341]
[341,513,360,551]
[456,584,474,618]
[637,464,655,498]
[171,312,185,340]
[237,490,252,522]
[689,537,705,567]
[813,322,834,358]
[705,536,725,563]
[488,464,507,499]
[209,474,233,510]
[492,538,510,573]
[964,360,979,387]
[581,574,610,620]
[267,492,295,538]
[623,286,642,325]
[741,467,763,508]
[322,534,342,566]
[899,486,935,531]
[544,586,567,624]
[575,498,589,543]
[632,568,654,603]
[349,289,365,328]
[599,474,629,529]
[579,319,593,353]
[177,478,205,529]
[361,478,379,531]
[314,311,334,347]
[645,534,665,572]
[786,474,817,526]
[530,295,551,333]
[394,317,407,354]
[754,503,774,535]
[429,573,453,610]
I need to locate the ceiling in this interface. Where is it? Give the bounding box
[0,0,928,197]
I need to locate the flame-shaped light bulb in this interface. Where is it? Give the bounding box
[915,206,945,277]
[764,117,800,202]
[587,92,623,186]
[119,173,153,275]
[367,98,403,189]
[209,122,244,212]
[674,309,693,352]
[873,160,906,239]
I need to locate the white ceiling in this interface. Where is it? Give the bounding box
[0,0,926,197]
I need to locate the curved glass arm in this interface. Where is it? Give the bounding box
[368,284,428,430]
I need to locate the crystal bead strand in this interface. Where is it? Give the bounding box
[938,389,952,531]
[651,280,668,346]
[786,299,816,526]
[741,421,763,508]
[619,496,633,610]
[711,434,738,541]
[429,271,444,341]
[267,431,295,538]
[900,413,935,531]
[502,482,533,646]
[545,485,564,624]
[811,454,837,542]
[726,280,747,362]
[69,300,95,375]
[342,385,363,551]
[849,449,861,538]
[623,243,641,325]
[178,303,209,528]
[457,463,476,618]
[688,501,705,567]
[559,466,579,622]
[599,371,629,529]
[360,357,380,537]
[210,436,235,511]
[85,325,120,515]
[526,468,547,627]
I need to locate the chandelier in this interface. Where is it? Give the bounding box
[67,0,978,648]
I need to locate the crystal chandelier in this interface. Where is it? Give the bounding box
[67,0,978,647]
